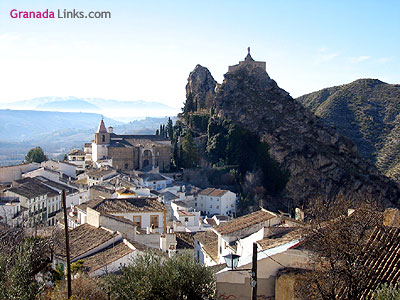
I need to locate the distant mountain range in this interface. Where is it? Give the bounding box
[297,79,400,181]
[0,109,175,166]
[0,96,180,120]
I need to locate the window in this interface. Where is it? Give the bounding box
[184,217,189,223]
[133,216,141,228]
[195,202,197,207]
[124,163,129,169]
[150,215,159,228]
[210,205,212,208]
[102,135,105,142]
[217,205,219,209]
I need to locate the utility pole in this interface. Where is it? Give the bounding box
[62,189,72,298]
[252,242,257,300]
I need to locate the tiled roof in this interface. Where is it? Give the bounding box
[198,188,230,197]
[161,191,178,201]
[76,198,105,212]
[194,230,218,246]
[257,228,303,251]
[205,218,217,226]
[38,178,78,195]
[203,240,218,263]
[111,133,169,142]
[358,226,400,299]
[176,232,195,249]
[86,167,116,177]
[68,149,85,156]
[96,119,107,133]
[8,178,59,199]
[55,224,119,260]
[139,173,166,182]
[82,240,134,274]
[177,210,195,217]
[213,215,229,221]
[92,197,166,213]
[213,209,277,235]
[173,200,189,207]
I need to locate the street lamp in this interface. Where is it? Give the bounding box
[222,243,258,300]
[223,253,241,270]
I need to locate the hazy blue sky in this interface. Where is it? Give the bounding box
[0,0,399,108]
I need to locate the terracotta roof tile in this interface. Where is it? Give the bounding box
[358,226,400,299]
[203,240,218,263]
[177,210,195,217]
[82,240,133,274]
[92,197,166,213]
[198,188,230,197]
[194,230,218,246]
[55,224,119,260]
[257,228,303,250]
[213,209,277,235]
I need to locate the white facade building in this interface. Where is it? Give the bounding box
[196,188,236,216]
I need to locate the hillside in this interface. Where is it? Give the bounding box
[0,110,175,166]
[0,96,179,120]
[296,79,400,181]
[176,57,400,211]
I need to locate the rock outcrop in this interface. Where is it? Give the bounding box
[184,57,400,208]
[185,65,217,111]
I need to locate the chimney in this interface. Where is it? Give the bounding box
[108,126,113,133]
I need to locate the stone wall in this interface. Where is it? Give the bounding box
[109,146,136,170]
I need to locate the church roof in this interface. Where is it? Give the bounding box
[96,119,108,133]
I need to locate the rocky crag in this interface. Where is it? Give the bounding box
[183,52,400,209]
[297,79,400,182]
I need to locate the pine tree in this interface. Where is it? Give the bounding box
[182,131,197,168]
[167,117,173,139]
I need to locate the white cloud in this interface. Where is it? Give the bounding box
[349,55,371,63]
[376,57,393,64]
[315,47,340,63]
[0,32,20,42]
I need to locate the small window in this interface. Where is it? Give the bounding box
[210,205,212,208]
[217,205,219,209]
[133,216,141,228]
[184,217,189,222]
[150,215,159,228]
[195,203,197,207]
[102,135,105,142]
[124,163,129,169]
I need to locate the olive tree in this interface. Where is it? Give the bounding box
[108,252,216,300]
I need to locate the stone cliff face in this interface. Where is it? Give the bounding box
[185,60,400,208]
[185,64,217,111]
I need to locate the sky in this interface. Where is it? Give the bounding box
[0,0,399,109]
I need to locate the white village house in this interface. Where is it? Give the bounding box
[196,188,237,216]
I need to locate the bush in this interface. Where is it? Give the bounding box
[108,252,215,300]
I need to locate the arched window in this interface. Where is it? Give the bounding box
[102,135,105,143]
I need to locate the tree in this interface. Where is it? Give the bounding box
[108,252,215,300]
[167,117,173,140]
[0,228,55,300]
[374,283,400,300]
[297,198,383,300]
[25,146,48,163]
[182,131,197,168]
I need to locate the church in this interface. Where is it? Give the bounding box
[89,120,171,172]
